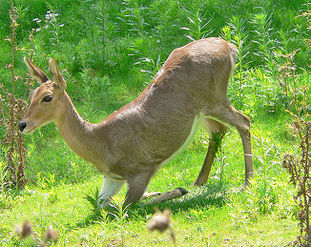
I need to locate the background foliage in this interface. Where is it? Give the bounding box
[0,0,309,246]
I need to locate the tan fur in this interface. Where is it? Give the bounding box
[21,38,253,206]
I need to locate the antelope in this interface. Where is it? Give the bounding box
[19,37,253,207]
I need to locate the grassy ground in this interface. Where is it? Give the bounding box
[0,0,310,246]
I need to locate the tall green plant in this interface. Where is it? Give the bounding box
[250,8,277,75]
[180,7,213,41]
[221,17,250,109]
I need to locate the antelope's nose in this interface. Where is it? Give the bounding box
[19,120,27,132]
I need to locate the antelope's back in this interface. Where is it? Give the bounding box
[149,37,235,110]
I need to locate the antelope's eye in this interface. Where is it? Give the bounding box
[42,95,53,102]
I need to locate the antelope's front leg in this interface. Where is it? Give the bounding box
[98,175,125,206]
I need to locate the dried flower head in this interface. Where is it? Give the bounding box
[44,226,58,242]
[15,220,32,238]
[147,209,171,233]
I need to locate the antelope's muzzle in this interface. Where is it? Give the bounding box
[19,120,27,132]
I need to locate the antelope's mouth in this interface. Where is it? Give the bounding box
[22,127,36,134]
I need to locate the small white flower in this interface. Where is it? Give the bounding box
[32,18,41,23]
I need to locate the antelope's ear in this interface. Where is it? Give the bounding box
[49,58,66,90]
[24,57,50,84]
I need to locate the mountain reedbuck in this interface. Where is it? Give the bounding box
[19,37,253,206]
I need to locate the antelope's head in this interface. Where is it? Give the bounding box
[19,58,67,134]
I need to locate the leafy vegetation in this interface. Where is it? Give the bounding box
[0,0,310,246]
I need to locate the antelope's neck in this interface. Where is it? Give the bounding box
[55,93,98,162]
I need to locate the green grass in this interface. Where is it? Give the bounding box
[0,0,310,246]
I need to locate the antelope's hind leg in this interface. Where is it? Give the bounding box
[210,104,253,186]
[193,118,227,186]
